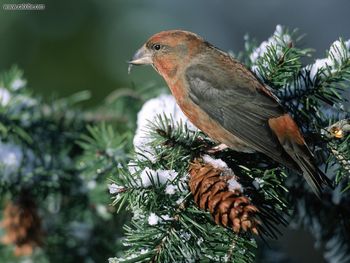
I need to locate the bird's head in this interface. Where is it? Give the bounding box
[128,30,204,80]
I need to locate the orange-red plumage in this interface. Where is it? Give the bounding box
[268,114,305,145]
[129,30,332,196]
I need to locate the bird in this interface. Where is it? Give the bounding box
[128,30,333,197]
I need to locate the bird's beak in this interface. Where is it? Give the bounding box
[128,46,152,74]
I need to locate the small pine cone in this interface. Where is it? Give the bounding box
[0,196,43,256]
[189,159,260,234]
[324,119,350,139]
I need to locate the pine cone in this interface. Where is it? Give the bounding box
[0,196,43,256]
[189,159,260,234]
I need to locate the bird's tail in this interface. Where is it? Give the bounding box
[268,114,333,197]
[292,144,333,198]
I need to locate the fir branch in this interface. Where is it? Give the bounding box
[248,26,312,89]
[0,66,126,261]
[77,123,132,180]
[0,68,88,196]
[327,139,350,189]
[278,39,350,117]
[239,166,289,239]
[109,113,292,262]
[257,43,311,89]
[147,114,212,157]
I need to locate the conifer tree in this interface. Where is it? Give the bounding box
[0,26,349,263]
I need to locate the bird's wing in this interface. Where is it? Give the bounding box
[185,62,297,169]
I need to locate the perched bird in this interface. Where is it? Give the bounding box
[128,30,332,197]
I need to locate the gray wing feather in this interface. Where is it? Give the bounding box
[185,63,296,169]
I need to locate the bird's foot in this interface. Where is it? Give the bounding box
[207,143,229,153]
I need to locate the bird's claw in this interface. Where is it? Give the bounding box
[207,143,229,153]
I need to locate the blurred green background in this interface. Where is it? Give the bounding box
[1,0,349,106]
[0,0,349,262]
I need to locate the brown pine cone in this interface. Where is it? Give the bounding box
[189,159,260,234]
[0,196,43,256]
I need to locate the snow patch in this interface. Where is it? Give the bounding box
[148,213,159,225]
[0,141,23,177]
[165,184,177,195]
[309,39,350,80]
[252,178,265,189]
[11,78,26,90]
[202,155,228,169]
[139,167,178,187]
[108,183,124,194]
[227,178,243,192]
[249,25,291,64]
[0,88,11,106]
[133,94,197,162]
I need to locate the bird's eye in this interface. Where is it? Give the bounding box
[153,44,161,51]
